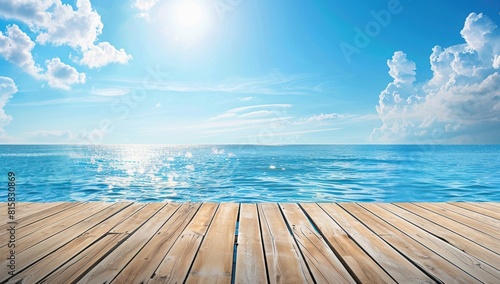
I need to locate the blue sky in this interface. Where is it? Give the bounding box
[0,0,499,144]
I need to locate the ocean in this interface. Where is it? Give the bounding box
[0,144,498,203]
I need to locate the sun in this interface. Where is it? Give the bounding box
[157,0,214,44]
[175,1,203,28]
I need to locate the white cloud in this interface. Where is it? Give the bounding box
[45,58,86,90]
[209,112,237,120]
[91,88,131,97]
[0,24,85,89]
[0,24,43,77]
[373,13,500,143]
[0,76,17,136]
[0,0,53,28]
[134,0,159,18]
[118,73,332,96]
[229,104,292,113]
[0,0,131,70]
[32,130,73,139]
[35,0,102,50]
[238,110,274,118]
[209,104,292,120]
[306,113,348,122]
[460,12,497,52]
[493,54,500,69]
[80,42,133,68]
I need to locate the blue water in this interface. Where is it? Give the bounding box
[0,145,498,202]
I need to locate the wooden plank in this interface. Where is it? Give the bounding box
[9,202,64,219]
[258,203,314,284]
[8,203,146,284]
[300,203,396,284]
[0,202,83,238]
[397,203,500,254]
[148,203,219,284]
[361,203,500,283]
[379,203,500,269]
[341,203,480,283]
[3,203,106,253]
[417,203,500,240]
[84,203,200,284]
[185,203,239,284]
[476,203,500,218]
[0,202,131,282]
[319,203,433,283]
[41,203,166,284]
[234,204,267,284]
[0,202,108,278]
[76,203,181,284]
[1,202,89,242]
[451,202,500,220]
[280,203,355,283]
[436,203,500,230]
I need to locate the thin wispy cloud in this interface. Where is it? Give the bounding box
[100,73,338,96]
[91,88,131,97]
[209,104,292,121]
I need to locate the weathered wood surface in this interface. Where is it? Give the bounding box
[0,202,498,283]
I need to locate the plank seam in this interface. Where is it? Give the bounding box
[299,203,364,284]
[180,203,220,283]
[256,203,271,284]
[337,203,445,284]
[359,203,486,283]
[394,203,500,254]
[277,203,316,284]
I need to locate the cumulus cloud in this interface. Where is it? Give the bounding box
[0,77,17,136]
[35,0,102,50]
[80,42,132,68]
[0,0,53,28]
[0,0,131,72]
[44,58,86,90]
[0,24,43,77]
[0,25,84,89]
[373,13,500,143]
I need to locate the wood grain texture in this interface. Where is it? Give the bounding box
[361,203,500,283]
[234,204,267,284]
[8,203,145,284]
[77,203,181,284]
[101,202,200,284]
[397,203,500,254]
[0,202,131,283]
[149,202,219,284]
[259,203,314,284]
[341,203,479,283]
[280,203,355,284]
[300,203,396,284]
[450,202,500,220]
[416,203,500,239]
[0,202,498,284]
[319,203,434,283]
[378,203,500,269]
[185,203,239,284]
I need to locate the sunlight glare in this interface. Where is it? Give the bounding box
[155,0,214,45]
[175,1,203,28]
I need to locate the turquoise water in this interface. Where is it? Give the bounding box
[0,145,498,202]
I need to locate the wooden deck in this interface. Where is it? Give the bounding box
[1,202,499,283]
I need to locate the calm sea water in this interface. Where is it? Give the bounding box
[0,145,498,202]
